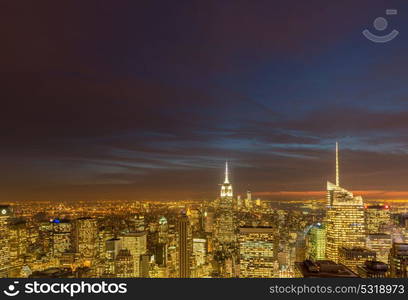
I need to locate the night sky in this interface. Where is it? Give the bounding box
[1,0,408,202]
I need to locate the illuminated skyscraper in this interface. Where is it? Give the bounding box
[325,143,366,262]
[8,218,28,266]
[51,219,73,258]
[237,195,243,209]
[106,238,122,259]
[115,249,134,278]
[105,238,122,275]
[389,243,408,278]
[338,247,376,272]
[139,253,150,277]
[0,205,12,277]
[215,162,236,245]
[121,232,147,277]
[306,223,326,261]
[177,212,192,278]
[203,209,214,233]
[97,226,114,259]
[155,216,169,270]
[186,208,200,231]
[255,198,261,207]
[158,216,168,243]
[239,227,275,278]
[220,161,233,198]
[365,204,391,234]
[245,189,252,209]
[131,215,145,232]
[366,233,392,263]
[73,217,98,259]
[295,233,307,262]
[193,238,206,267]
[38,221,53,257]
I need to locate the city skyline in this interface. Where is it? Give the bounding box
[2,1,408,202]
[2,141,408,203]
[1,140,408,278]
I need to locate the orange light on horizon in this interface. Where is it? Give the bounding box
[254,190,408,201]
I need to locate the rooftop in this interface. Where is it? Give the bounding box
[296,260,359,278]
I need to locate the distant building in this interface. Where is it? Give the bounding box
[357,261,388,278]
[295,260,358,278]
[193,238,206,267]
[203,210,214,233]
[364,204,390,234]
[139,253,150,278]
[115,249,134,278]
[295,234,307,262]
[0,205,12,277]
[338,247,376,272]
[8,218,28,266]
[155,243,167,267]
[244,190,252,209]
[51,219,73,257]
[73,217,98,259]
[97,226,114,259]
[121,232,147,277]
[105,238,122,275]
[106,238,122,260]
[239,227,274,278]
[389,243,408,278]
[158,216,168,243]
[177,213,192,278]
[366,233,392,264]
[306,223,326,261]
[236,195,243,209]
[215,162,236,245]
[131,215,145,232]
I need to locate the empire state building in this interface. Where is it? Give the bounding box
[215,162,236,246]
[220,161,233,198]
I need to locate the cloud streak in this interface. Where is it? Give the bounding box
[1,0,408,201]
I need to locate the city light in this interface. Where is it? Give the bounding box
[0,144,408,279]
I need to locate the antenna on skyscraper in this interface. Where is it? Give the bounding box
[336,141,339,186]
[224,161,229,184]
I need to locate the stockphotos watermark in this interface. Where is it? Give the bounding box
[363,9,399,43]
[3,281,127,297]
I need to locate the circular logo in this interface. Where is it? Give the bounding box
[1,209,7,215]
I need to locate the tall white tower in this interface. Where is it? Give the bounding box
[220,161,233,198]
[325,142,365,262]
[336,141,340,186]
[215,161,236,246]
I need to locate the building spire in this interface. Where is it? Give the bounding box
[224,161,229,184]
[220,161,233,197]
[336,141,339,186]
